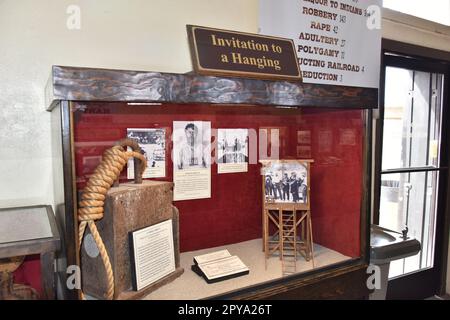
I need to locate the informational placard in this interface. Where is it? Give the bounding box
[187,25,302,81]
[194,249,232,265]
[129,220,176,291]
[173,121,211,201]
[260,0,382,88]
[191,249,249,283]
[197,256,249,281]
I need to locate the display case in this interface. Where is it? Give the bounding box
[47,66,377,300]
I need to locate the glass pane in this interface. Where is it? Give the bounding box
[382,67,443,170]
[71,102,365,298]
[379,171,439,277]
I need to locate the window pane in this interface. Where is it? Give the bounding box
[71,102,365,298]
[380,171,438,277]
[382,67,443,170]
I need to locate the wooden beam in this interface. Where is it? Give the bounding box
[46,66,378,111]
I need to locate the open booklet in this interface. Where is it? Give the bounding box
[191,249,249,284]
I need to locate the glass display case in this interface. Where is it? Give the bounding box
[47,66,377,300]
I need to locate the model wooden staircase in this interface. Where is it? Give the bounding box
[261,160,316,276]
[263,207,316,275]
[280,210,298,275]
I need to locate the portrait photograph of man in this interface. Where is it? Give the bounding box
[173,121,211,171]
[172,121,211,201]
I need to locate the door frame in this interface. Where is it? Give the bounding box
[373,39,450,298]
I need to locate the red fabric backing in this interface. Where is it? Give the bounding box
[73,103,362,257]
[12,255,42,297]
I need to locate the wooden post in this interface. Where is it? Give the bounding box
[40,251,56,300]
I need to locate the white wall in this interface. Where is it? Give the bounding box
[1,0,449,296]
[384,0,450,26]
[382,8,450,52]
[0,0,258,208]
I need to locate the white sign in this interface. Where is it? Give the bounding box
[260,0,382,88]
[130,220,176,291]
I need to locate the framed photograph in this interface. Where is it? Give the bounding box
[217,129,249,174]
[173,121,211,201]
[261,160,312,206]
[127,128,166,179]
[173,121,211,171]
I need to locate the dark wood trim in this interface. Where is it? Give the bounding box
[61,101,79,300]
[383,39,450,63]
[378,42,450,298]
[387,268,439,299]
[384,55,449,74]
[382,167,448,174]
[46,66,378,111]
[438,67,450,295]
[212,262,368,300]
[45,70,58,111]
[372,47,385,226]
[41,251,56,300]
[361,109,372,262]
[212,258,364,299]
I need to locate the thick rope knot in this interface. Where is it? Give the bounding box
[77,140,146,300]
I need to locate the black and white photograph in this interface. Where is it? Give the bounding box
[173,121,211,201]
[173,121,211,171]
[217,129,249,174]
[127,128,166,179]
[263,161,309,204]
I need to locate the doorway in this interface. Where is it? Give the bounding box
[376,51,450,299]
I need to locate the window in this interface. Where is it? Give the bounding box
[380,65,444,278]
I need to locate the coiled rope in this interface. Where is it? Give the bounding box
[78,139,147,300]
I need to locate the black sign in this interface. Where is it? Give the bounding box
[187,25,302,81]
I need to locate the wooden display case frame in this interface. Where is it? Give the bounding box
[46,65,377,300]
